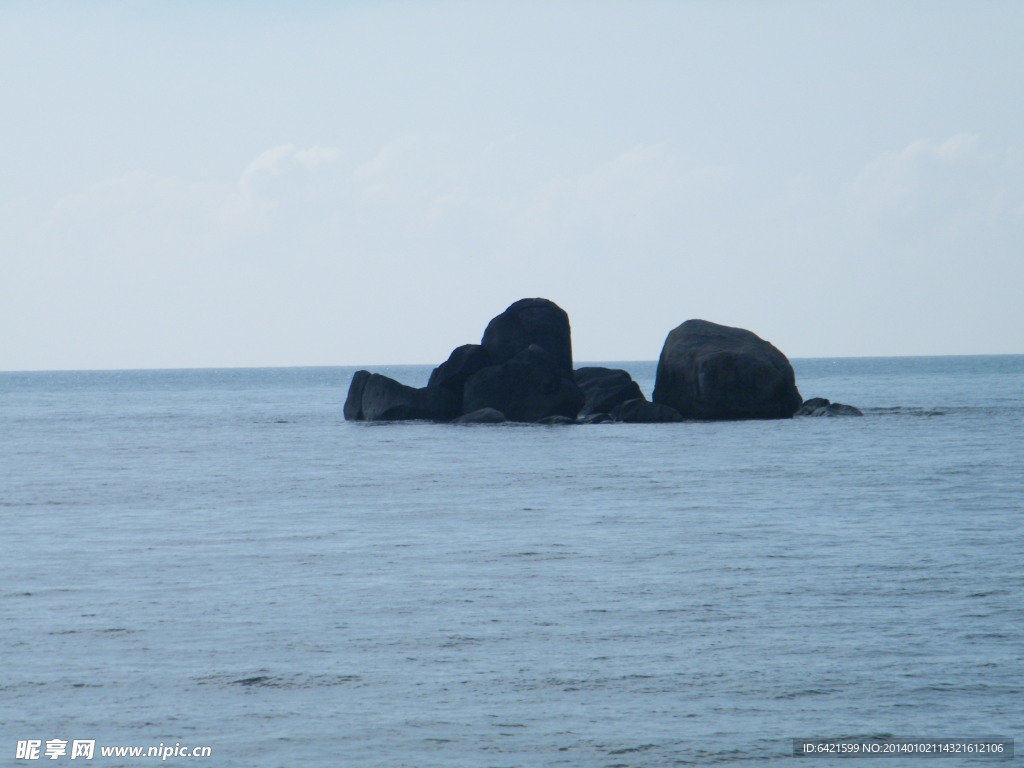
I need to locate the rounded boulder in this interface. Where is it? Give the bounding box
[652,319,802,420]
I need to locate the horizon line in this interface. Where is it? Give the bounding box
[3,352,1022,375]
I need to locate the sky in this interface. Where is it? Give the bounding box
[2,0,1023,370]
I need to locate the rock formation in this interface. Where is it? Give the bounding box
[344,301,863,425]
[344,298,584,423]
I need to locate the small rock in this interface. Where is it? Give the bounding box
[796,397,864,417]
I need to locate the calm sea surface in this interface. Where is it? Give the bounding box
[2,357,1021,767]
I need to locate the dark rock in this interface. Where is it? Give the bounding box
[452,407,507,424]
[797,397,863,417]
[481,298,574,376]
[574,366,626,386]
[586,380,644,415]
[412,384,462,422]
[345,297,582,424]
[534,415,577,425]
[652,319,802,420]
[357,373,415,421]
[574,366,645,416]
[795,397,831,415]
[428,344,492,394]
[343,370,371,421]
[463,344,584,423]
[356,373,460,422]
[611,398,684,423]
[828,403,864,416]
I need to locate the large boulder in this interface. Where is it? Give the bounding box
[652,319,802,420]
[481,298,574,376]
[574,366,645,416]
[463,344,584,423]
[349,373,460,422]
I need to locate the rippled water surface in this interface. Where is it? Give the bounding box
[2,357,1021,766]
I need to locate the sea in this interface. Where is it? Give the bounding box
[2,356,1021,767]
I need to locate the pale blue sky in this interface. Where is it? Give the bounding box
[3,1,1022,370]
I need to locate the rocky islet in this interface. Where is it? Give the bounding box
[344,298,859,424]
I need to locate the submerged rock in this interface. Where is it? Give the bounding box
[452,407,507,424]
[796,397,864,417]
[652,319,802,420]
[534,415,577,425]
[796,397,830,414]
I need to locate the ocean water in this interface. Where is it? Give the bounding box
[1,356,1021,767]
